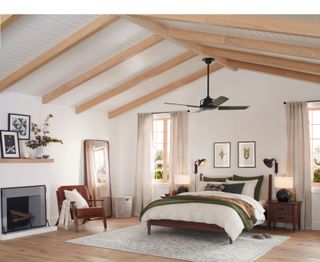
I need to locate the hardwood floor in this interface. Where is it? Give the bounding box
[0,217,319,262]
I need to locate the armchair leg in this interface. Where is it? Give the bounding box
[102,210,107,230]
[74,216,79,232]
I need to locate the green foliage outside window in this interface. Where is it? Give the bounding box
[154,149,164,179]
[313,158,320,182]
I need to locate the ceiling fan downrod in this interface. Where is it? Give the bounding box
[202,58,214,98]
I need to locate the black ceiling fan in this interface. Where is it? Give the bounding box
[165,58,249,112]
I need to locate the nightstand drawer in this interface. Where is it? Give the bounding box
[269,213,292,223]
[269,204,293,214]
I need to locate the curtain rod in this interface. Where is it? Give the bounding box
[283,100,320,104]
[151,110,190,115]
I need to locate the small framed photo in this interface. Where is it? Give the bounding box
[8,113,31,140]
[238,141,256,168]
[214,142,231,168]
[0,130,20,159]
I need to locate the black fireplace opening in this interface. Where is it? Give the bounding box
[1,185,47,234]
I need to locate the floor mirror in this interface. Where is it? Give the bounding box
[84,139,112,217]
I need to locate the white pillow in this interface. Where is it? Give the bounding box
[197,181,222,192]
[64,189,89,208]
[226,179,258,199]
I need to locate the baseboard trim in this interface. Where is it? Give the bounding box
[0,226,57,240]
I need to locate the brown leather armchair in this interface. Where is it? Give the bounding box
[56,185,107,231]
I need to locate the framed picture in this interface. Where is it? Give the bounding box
[238,141,256,168]
[214,142,231,168]
[8,113,31,140]
[0,130,20,158]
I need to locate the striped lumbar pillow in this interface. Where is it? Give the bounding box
[221,183,245,194]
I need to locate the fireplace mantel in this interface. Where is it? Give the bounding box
[0,159,54,163]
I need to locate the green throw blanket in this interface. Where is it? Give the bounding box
[140,195,257,230]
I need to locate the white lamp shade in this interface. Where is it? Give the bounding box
[175,175,191,185]
[274,176,293,188]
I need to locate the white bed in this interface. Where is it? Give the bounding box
[141,190,266,242]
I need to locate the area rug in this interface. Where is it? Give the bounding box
[68,225,289,262]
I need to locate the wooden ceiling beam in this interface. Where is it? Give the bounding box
[195,43,320,76]
[167,27,320,61]
[125,16,320,76]
[215,57,238,71]
[0,15,119,92]
[108,64,223,119]
[147,15,320,38]
[228,60,320,84]
[0,15,20,31]
[42,34,163,104]
[75,50,196,113]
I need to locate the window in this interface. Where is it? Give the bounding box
[309,109,320,183]
[153,115,170,181]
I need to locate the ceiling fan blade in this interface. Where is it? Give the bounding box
[218,106,249,110]
[165,102,200,108]
[212,96,229,106]
[193,109,203,113]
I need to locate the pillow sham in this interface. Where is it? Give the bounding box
[226,179,258,199]
[203,176,232,182]
[221,183,245,194]
[204,183,224,191]
[64,189,89,208]
[197,181,222,191]
[232,175,264,201]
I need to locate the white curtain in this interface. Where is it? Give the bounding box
[286,102,312,229]
[133,113,153,216]
[169,111,189,191]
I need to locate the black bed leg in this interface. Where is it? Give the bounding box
[147,221,151,235]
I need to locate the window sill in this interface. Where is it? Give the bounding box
[312,182,320,188]
[152,181,169,185]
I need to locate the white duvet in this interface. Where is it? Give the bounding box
[141,191,265,242]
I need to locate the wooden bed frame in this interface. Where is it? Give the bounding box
[146,174,273,244]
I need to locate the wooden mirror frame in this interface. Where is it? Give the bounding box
[84,139,112,217]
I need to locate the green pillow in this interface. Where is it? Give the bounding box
[222,183,245,194]
[203,176,232,182]
[232,175,264,201]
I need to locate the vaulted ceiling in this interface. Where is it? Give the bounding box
[1,15,320,118]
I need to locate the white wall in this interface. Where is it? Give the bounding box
[111,69,320,225]
[0,92,114,230]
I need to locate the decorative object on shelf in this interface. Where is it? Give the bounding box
[238,141,256,168]
[274,175,294,202]
[0,130,20,159]
[8,113,31,140]
[175,174,191,194]
[25,114,63,158]
[263,158,279,175]
[194,158,206,191]
[213,142,231,168]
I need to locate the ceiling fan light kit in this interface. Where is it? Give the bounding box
[165,58,249,112]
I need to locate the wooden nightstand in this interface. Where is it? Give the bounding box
[267,200,301,232]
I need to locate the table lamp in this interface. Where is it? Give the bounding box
[274,175,294,202]
[175,175,191,194]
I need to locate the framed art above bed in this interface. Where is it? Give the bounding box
[238,141,256,168]
[213,142,231,168]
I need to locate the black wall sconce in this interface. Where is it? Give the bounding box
[194,159,206,174]
[263,158,278,174]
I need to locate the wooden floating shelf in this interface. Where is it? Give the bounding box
[0,158,54,163]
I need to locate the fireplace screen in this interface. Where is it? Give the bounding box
[1,185,47,234]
